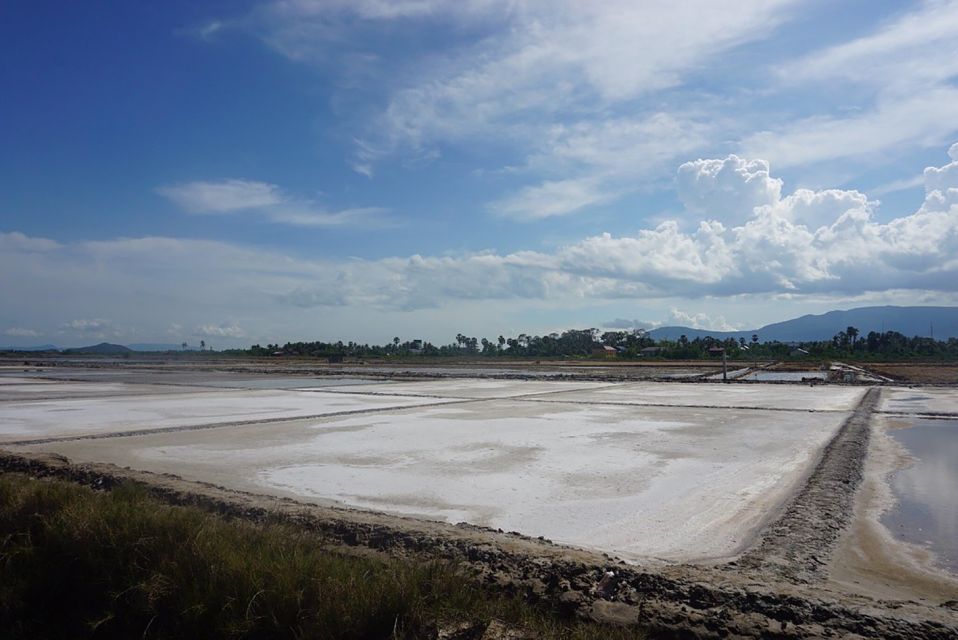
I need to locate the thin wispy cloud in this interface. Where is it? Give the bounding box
[156,179,394,229]
[3,327,39,337]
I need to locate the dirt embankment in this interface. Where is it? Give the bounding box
[735,389,878,584]
[2,443,955,639]
[861,363,958,385]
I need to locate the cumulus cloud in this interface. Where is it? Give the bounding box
[677,155,782,225]
[3,327,39,337]
[924,141,958,193]
[157,179,392,228]
[667,308,739,332]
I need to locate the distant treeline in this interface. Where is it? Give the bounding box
[230,327,958,360]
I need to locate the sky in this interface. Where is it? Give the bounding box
[2,0,958,348]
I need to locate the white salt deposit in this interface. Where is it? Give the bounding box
[0,376,58,385]
[310,379,612,398]
[0,381,213,400]
[880,387,958,415]
[18,393,851,562]
[536,382,865,412]
[0,388,460,441]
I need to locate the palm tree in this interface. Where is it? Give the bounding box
[846,326,859,350]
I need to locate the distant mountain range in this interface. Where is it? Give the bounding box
[62,342,133,355]
[648,306,958,342]
[2,342,198,353]
[0,344,59,352]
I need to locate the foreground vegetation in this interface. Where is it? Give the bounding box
[0,473,645,639]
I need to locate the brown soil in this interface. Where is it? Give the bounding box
[862,363,958,384]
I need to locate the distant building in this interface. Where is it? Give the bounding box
[592,345,617,357]
[639,346,662,356]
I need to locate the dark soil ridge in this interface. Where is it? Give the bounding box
[1,447,955,639]
[735,388,879,584]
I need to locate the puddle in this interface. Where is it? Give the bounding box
[705,367,750,380]
[882,418,958,574]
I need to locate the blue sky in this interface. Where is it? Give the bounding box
[3,0,958,347]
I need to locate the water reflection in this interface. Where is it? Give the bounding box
[882,418,958,573]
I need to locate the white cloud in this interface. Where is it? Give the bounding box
[0,231,61,252]
[779,0,958,91]
[202,1,957,220]
[677,155,782,226]
[760,188,874,232]
[266,206,392,228]
[352,1,791,154]
[156,179,284,213]
[602,318,659,331]
[157,179,392,228]
[871,174,925,196]
[194,323,245,338]
[488,177,615,220]
[241,0,794,203]
[492,113,711,220]
[61,318,112,332]
[750,2,958,170]
[742,86,958,169]
[924,141,958,193]
[668,308,740,332]
[3,327,39,337]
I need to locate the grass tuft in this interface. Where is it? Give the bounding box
[0,473,646,639]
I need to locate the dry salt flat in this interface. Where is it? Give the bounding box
[0,388,461,442]
[530,381,866,412]
[0,381,225,401]
[13,383,858,563]
[879,387,958,415]
[301,378,613,399]
[0,376,59,385]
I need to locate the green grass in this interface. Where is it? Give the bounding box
[0,473,647,639]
